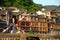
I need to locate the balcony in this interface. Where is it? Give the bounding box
[21,26,49,33]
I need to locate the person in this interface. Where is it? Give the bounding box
[2,18,17,33]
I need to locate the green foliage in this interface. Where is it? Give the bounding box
[0,0,15,7]
[28,31,33,34]
[0,0,43,13]
[0,0,4,6]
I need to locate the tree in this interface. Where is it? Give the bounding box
[0,0,4,6]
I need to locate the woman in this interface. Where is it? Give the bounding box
[2,18,17,33]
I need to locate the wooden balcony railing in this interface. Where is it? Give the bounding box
[0,34,26,40]
[0,33,60,40]
[21,26,48,33]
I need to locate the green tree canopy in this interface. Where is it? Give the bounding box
[0,0,15,7]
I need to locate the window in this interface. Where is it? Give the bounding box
[32,17,35,21]
[26,22,30,26]
[21,21,25,26]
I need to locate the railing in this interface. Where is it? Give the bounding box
[0,38,20,40]
[0,33,26,40]
[21,26,48,33]
[0,33,60,40]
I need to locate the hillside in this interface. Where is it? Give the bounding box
[44,5,60,12]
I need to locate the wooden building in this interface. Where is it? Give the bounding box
[45,10,60,35]
[18,12,49,33]
[16,9,60,34]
